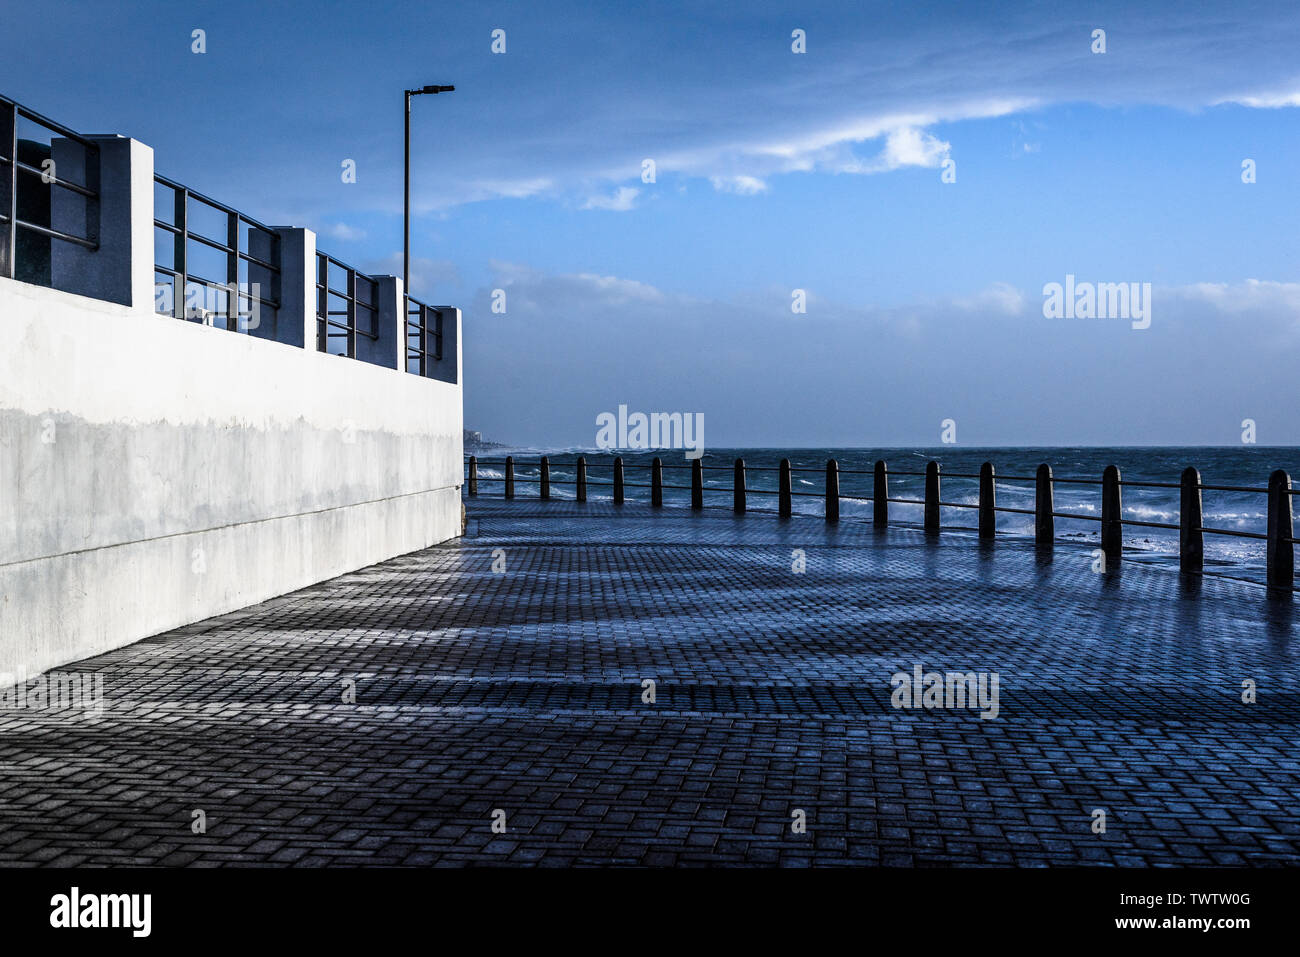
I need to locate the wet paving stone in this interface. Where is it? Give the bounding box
[0,498,1296,866]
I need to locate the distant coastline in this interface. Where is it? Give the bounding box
[463,429,508,453]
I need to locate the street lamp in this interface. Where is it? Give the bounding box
[404,84,454,303]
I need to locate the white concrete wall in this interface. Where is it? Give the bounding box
[0,276,463,680]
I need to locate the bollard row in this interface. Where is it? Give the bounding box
[465,456,1296,590]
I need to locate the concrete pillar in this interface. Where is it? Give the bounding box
[429,305,461,385]
[357,275,403,369]
[51,135,153,309]
[272,226,316,349]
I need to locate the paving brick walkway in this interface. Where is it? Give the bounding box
[1,498,1297,866]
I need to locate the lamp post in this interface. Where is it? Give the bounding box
[404,84,454,304]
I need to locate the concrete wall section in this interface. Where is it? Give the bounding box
[0,276,463,680]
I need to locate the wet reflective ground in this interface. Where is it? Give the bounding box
[0,498,1295,866]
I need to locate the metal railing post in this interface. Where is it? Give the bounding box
[1035,464,1053,545]
[978,461,995,539]
[924,461,941,532]
[733,458,746,513]
[873,460,888,527]
[505,455,515,499]
[1101,465,1122,561]
[1267,469,1294,590]
[614,457,624,504]
[540,456,550,500]
[691,458,703,510]
[468,455,478,496]
[1180,467,1202,573]
[825,459,839,524]
[779,459,792,517]
[1,99,14,279]
[576,456,587,503]
[652,457,663,508]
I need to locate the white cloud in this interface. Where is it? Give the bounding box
[324,222,366,241]
[486,261,667,308]
[362,253,461,299]
[1169,279,1300,316]
[952,282,1027,316]
[835,126,951,174]
[582,186,639,211]
[708,175,768,195]
[1213,89,1300,108]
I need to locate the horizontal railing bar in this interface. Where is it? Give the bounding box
[152,267,281,308]
[14,220,97,249]
[6,97,101,149]
[154,173,280,235]
[13,160,97,198]
[317,252,378,282]
[1120,518,1180,531]
[1050,511,1102,522]
[1197,527,1269,541]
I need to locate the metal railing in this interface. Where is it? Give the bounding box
[3,92,459,381]
[153,174,281,329]
[316,252,377,357]
[406,294,443,376]
[0,95,100,286]
[465,454,1298,592]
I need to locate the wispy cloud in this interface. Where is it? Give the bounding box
[581,186,640,211]
[324,222,366,241]
[709,174,768,195]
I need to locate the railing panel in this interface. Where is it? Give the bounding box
[0,95,100,290]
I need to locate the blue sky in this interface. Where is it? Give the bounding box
[5,0,1300,446]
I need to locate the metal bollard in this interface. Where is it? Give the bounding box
[825,459,839,524]
[1035,464,1054,545]
[978,461,995,540]
[873,460,888,527]
[1101,465,1122,561]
